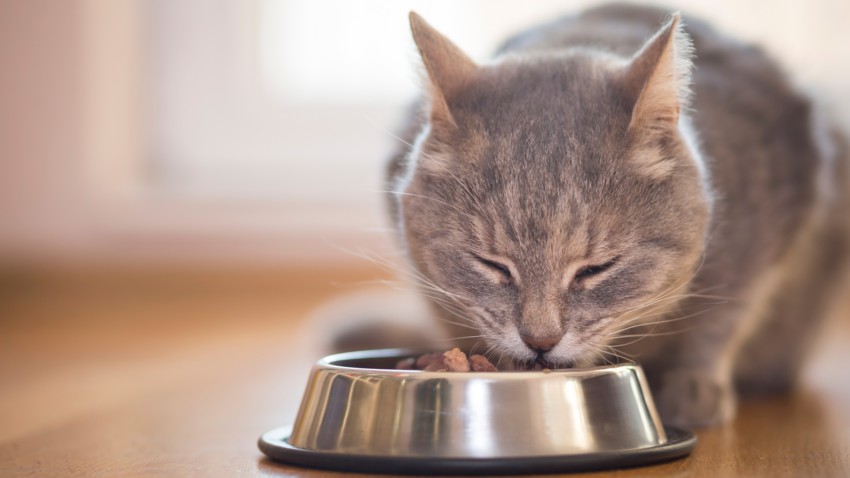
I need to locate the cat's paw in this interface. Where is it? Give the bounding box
[654,369,737,429]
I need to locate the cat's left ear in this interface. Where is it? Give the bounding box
[624,13,693,138]
[409,12,478,128]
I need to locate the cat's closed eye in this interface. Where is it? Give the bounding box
[472,255,513,283]
[574,257,620,282]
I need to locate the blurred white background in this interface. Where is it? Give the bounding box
[1,0,848,266]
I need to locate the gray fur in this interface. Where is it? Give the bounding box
[386,4,849,428]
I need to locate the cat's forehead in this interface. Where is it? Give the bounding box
[457,53,629,129]
[441,58,630,187]
[416,54,663,256]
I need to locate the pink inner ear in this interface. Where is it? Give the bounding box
[626,14,693,134]
[409,12,478,127]
[623,17,695,180]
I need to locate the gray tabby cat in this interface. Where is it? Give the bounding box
[384,4,849,428]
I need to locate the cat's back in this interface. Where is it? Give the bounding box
[499,3,811,149]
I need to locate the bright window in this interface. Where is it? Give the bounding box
[146,0,850,207]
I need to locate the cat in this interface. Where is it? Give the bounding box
[383,4,849,428]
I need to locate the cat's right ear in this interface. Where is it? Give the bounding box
[621,13,694,179]
[409,12,477,128]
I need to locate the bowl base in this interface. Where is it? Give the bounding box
[258,425,696,475]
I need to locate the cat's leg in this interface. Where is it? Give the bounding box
[734,218,848,395]
[623,250,801,428]
[633,295,769,429]
[634,209,847,428]
[736,127,850,395]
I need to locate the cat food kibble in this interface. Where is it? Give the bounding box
[415,352,444,369]
[442,348,471,372]
[396,348,499,372]
[469,354,499,372]
[394,357,416,370]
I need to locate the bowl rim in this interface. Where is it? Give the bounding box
[316,348,638,376]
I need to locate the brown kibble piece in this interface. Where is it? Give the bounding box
[422,359,448,372]
[443,348,470,372]
[401,350,501,372]
[395,357,416,370]
[415,352,443,369]
[470,354,498,372]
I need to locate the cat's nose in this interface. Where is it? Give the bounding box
[521,334,562,353]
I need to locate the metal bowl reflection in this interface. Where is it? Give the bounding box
[259,349,695,473]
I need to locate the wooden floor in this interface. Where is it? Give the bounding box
[1,266,849,477]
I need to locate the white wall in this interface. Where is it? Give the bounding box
[150,0,850,205]
[1,0,848,265]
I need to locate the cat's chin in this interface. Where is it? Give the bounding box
[500,356,576,371]
[502,349,619,370]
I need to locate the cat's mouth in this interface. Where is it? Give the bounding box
[510,356,575,371]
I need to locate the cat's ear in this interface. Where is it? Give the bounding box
[624,13,693,136]
[409,11,477,127]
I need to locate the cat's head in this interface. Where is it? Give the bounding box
[394,12,711,368]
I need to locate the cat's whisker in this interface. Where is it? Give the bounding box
[358,280,474,322]
[363,117,483,212]
[319,234,477,320]
[607,302,681,333]
[610,302,697,330]
[494,354,506,370]
[414,290,473,317]
[432,304,479,327]
[608,326,697,344]
[614,280,712,315]
[437,318,479,331]
[612,250,713,317]
[469,340,485,356]
[414,282,470,303]
[607,304,723,338]
[612,292,687,318]
[587,343,616,365]
[611,299,728,335]
[400,267,472,303]
[361,112,415,147]
[590,342,633,365]
[371,189,480,222]
[425,300,469,319]
[414,299,480,331]
[340,248,472,308]
[479,336,505,369]
[445,334,486,341]
[608,288,728,333]
[596,349,623,365]
[614,299,725,332]
[602,343,635,361]
[322,242,413,278]
[313,241,487,336]
[358,284,468,321]
[436,314,478,331]
[426,302,478,327]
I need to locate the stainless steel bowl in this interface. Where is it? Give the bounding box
[259,349,695,474]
